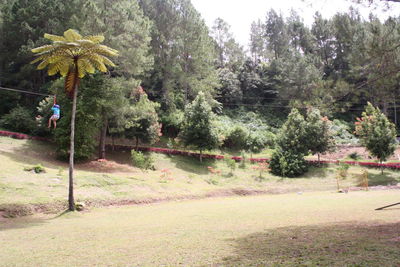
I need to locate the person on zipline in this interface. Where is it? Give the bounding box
[48,104,60,129]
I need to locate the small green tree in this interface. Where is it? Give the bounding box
[125,93,162,149]
[335,163,349,192]
[355,102,397,173]
[225,158,236,175]
[306,108,336,164]
[275,108,309,155]
[270,108,309,177]
[179,92,219,162]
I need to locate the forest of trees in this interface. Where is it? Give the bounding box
[1,0,399,159]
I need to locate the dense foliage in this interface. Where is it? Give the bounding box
[0,106,36,134]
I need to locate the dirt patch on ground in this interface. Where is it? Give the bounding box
[311,146,400,161]
[79,159,138,173]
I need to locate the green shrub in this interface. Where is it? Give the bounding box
[215,114,275,152]
[246,131,275,154]
[24,164,46,174]
[131,150,154,170]
[348,152,361,160]
[0,106,37,134]
[75,202,86,211]
[206,178,219,185]
[270,150,308,177]
[224,125,249,150]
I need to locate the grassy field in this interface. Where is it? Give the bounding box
[1,136,400,217]
[1,191,400,266]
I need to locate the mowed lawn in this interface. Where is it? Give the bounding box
[1,190,400,267]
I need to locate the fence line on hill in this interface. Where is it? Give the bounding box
[1,130,399,170]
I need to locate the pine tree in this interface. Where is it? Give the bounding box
[250,19,266,63]
[77,0,154,159]
[140,0,219,108]
[79,0,153,78]
[264,9,289,60]
[179,91,219,161]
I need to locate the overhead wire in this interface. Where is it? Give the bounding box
[0,86,52,97]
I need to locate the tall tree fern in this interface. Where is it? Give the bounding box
[31,29,118,211]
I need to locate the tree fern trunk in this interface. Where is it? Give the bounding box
[68,79,78,211]
[98,113,108,159]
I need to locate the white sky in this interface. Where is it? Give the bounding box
[191,0,400,49]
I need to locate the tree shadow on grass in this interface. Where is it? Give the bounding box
[105,149,132,165]
[0,215,48,231]
[0,209,73,231]
[367,172,400,186]
[220,222,400,267]
[169,155,216,175]
[0,139,66,169]
[302,166,331,179]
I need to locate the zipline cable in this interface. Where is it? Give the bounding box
[0,86,52,97]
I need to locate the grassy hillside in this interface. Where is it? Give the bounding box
[1,136,399,217]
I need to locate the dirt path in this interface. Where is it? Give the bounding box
[311,146,400,161]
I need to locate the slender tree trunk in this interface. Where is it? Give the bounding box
[200,149,203,162]
[98,114,108,159]
[112,135,115,151]
[318,153,320,165]
[68,83,78,211]
[382,101,388,116]
[336,176,340,192]
[135,137,139,150]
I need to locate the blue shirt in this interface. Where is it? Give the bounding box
[52,106,60,116]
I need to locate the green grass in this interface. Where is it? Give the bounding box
[1,191,399,266]
[1,136,399,216]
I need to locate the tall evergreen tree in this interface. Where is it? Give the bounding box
[250,19,267,63]
[78,0,154,158]
[286,9,314,54]
[1,0,78,90]
[79,0,153,79]
[311,12,335,77]
[264,9,289,60]
[140,0,219,109]
[211,18,245,70]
